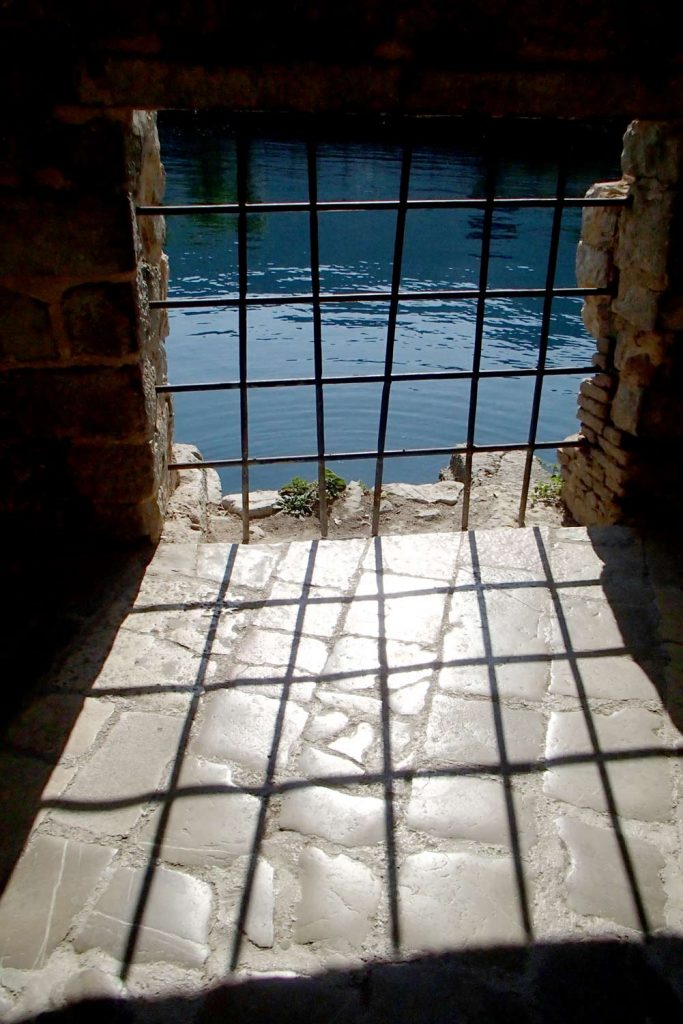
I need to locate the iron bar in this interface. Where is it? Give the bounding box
[157,365,595,394]
[156,363,596,394]
[518,155,568,526]
[236,133,250,543]
[137,195,629,216]
[461,136,497,531]
[152,285,610,310]
[167,437,587,473]
[307,139,328,537]
[372,143,413,535]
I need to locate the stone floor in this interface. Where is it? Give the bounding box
[0,525,682,1021]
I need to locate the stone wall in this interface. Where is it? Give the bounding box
[0,110,171,544]
[559,121,683,526]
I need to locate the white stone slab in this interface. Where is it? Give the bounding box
[544,708,672,821]
[399,851,527,951]
[51,712,186,835]
[344,573,445,647]
[294,848,381,945]
[221,490,281,519]
[558,816,666,930]
[0,836,115,969]
[383,481,464,505]
[191,690,307,773]
[329,723,374,764]
[280,788,385,847]
[74,864,212,968]
[245,859,274,948]
[423,694,545,766]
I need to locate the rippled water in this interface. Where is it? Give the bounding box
[158,115,622,492]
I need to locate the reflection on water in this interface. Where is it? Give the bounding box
[158,115,623,491]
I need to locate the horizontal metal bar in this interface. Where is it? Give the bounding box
[153,286,609,311]
[169,437,585,472]
[137,196,629,217]
[156,364,595,394]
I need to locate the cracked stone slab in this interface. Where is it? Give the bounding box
[275,538,367,591]
[406,776,537,850]
[84,630,211,694]
[294,848,381,946]
[444,584,548,666]
[196,542,282,589]
[361,532,461,581]
[344,573,445,647]
[549,590,654,655]
[329,723,374,764]
[422,694,545,767]
[50,712,186,836]
[125,577,252,655]
[74,864,212,968]
[549,654,658,700]
[280,787,385,847]
[544,708,673,821]
[296,745,364,780]
[324,636,434,693]
[439,657,549,702]
[399,851,527,951]
[304,710,348,743]
[389,679,430,715]
[316,691,381,717]
[146,542,198,578]
[191,689,307,773]
[236,628,328,678]
[558,816,666,930]
[245,859,274,948]
[251,581,343,639]
[459,527,549,579]
[4,695,115,761]
[0,835,116,969]
[140,756,260,865]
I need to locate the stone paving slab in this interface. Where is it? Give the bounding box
[0,525,681,1020]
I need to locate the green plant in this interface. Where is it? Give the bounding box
[277,469,346,518]
[531,466,564,506]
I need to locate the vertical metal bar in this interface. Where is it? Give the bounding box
[307,139,328,538]
[237,133,251,543]
[461,136,497,531]
[372,142,412,537]
[517,153,567,526]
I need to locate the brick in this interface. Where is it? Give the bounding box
[62,282,139,357]
[598,433,634,467]
[0,288,55,362]
[0,365,153,440]
[67,441,158,501]
[0,193,136,277]
[591,352,609,370]
[580,408,611,436]
[578,394,609,420]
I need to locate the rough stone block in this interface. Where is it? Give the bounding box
[581,181,629,250]
[0,193,136,277]
[622,121,683,186]
[62,281,139,357]
[0,287,55,362]
[576,242,613,289]
[611,281,659,332]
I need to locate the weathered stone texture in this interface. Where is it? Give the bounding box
[562,121,683,527]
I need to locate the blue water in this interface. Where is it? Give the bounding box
[158,116,622,492]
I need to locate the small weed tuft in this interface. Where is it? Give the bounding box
[277,469,346,518]
[531,466,563,507]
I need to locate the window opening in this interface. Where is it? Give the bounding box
[139,116,628,541]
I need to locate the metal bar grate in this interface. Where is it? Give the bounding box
[141,118,629,539]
